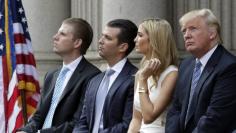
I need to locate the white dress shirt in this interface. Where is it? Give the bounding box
[197,44,218,73]
[106,57,127,91]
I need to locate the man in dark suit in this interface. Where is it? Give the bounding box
[16,18,100,133]
[166,9,236,133]
[73,19,138,133]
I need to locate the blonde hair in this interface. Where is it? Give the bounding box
[137,18,178,82]
[179,8,222,43]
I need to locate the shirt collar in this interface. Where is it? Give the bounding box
[62,56,82,72]
[197,44,218,68]
[107,57,127,73]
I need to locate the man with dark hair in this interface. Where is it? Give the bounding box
[106,19,137,56]
[73,19,138,133]
[17,18,100,133]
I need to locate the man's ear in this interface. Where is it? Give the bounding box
[209,27,217,40]
[119,43,129,53]
[74,39,82,48]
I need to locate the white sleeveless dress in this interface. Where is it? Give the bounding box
[134,65,178,133]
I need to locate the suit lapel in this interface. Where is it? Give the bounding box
[105,72,128,105]
[103,61,132,114]
[185,65,214,124]
[42,69,60,112]
[90,63,131,127]
[185,45,223,124]
[180,59,195,127]
[90,73,104,125]
[58,57,86,103]
[47,70,60,101]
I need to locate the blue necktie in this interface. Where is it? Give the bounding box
[185,60,202,126]
[42,67,69,128]
[93,69,115,133]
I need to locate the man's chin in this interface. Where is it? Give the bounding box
[185,46,195,53]
[135,49,140,53]
[99,54,104,58]
[53,50,61,55]
[53,50,58,53]
[98,51,103,57]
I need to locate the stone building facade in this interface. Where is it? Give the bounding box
[22,0,236,85]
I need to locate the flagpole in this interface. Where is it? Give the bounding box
[20,90,28,125]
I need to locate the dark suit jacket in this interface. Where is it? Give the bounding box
[73,60,137,133]
[166,45,236,133]
[18,57,101,133]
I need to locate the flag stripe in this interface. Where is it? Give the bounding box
[13,22,24,34]
[16,54,36,65]
[13,111,24,133]
[15,40,33,54]
[14,33,26,44]
[7,97,21,132]
[7,84,18,116]
[0,57,6,133]
[16,64,39,81]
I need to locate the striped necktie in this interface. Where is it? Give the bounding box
[93,69,115,133]
[42,67,69,128]
[185,60,202,126]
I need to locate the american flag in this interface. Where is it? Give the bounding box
[0,0,40,132]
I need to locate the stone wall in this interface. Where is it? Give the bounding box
[22,0,236,86]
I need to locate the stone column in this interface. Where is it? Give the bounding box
[233,0,236,52]
[71,0,104,68]
[22,0,70,85]
[102,0,169,25]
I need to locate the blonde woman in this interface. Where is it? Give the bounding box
[128,19,178,133]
